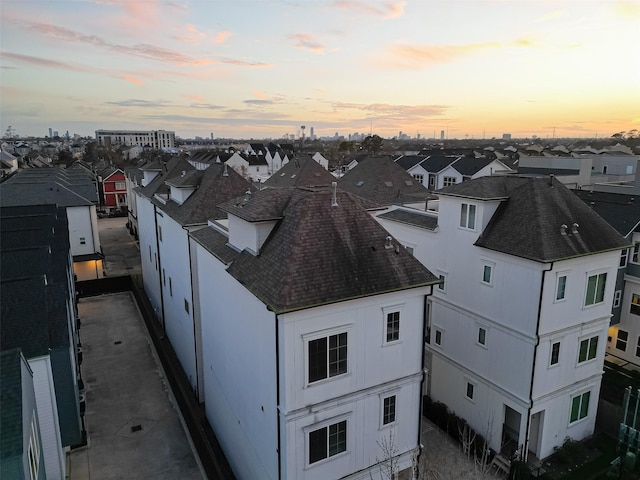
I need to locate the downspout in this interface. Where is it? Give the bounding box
[185,226,200,400]
[275,311,282,480]
[523,261,554,460]
[153,206,166,333]
[416,286,435,474]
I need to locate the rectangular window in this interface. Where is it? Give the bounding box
[466,382,474,400]
[459,203,476,230]
[163,268,166,286]
[616,330,629,351]
[79,237,86,245]
[413,174,424,184]
[631,294,640,315]
[578,336,598,363]
[437,274,446,292]
[169,278,173,297]
[556,275,567,301]
[550,341,560,366]
[478,327,486,346]
[633,243,640,263]
[115,181,126,190]
[585,272,606,306]
[435,329,442,346]
[636,337,640,358]
[383,395,396,425]
[149,245,152,262]
[482,264,493,285]
[570,391,590,423]
[443,176,457,187]
[386,312,400,343]
[405,245,414,255]
[613,290,622,308]
[308,333,347,383]
[620,248,629,268]
[158,225,163,242]
[309,420,347,464]
[184,299,190,314]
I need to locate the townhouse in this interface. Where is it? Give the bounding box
[376,175,628,461]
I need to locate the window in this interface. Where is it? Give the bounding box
[79,237,86,245]
[405,245,414,255]
[633,243,640,263]
[620,249,629,268]
[613,290,622,308]
[437,274,446,292]
[616,330,629,351]
[550,342,560,366]
[556,275,567,301]
[482,263,493,285]
[385,312,400,343]
[585,272,607,306]
[162,268,166,286]
[383,395,396,425]
[308,333,347,383]
[578,336,598,363]
[413,174,424,184]
[443,176,457,187]
[466,382,475,400]
[478,327,487,346]
[636,336,640,357]
[158,225,162,242]
[169,278,173,297]
[184,299,190,314]
[149,245,152,262]
[115,181,126,190]
[28,416,40,480]
[434,329,442,346]
[309,420,347,464]
[459,203,476,230]
[570,391,590,423]
[631,294,640,315]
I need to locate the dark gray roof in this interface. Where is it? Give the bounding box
[450,156,494,176]
[3,166,98,203]
[377,209,438,230]
[420,154,459,173]
[441,176,630,262]
[190,226,238,265]
[263,156,335,188]
[338,155,430,206]
[395,155,428,171]
[225,187,439,313]
[572,190,640,238]
[518,167,579,176]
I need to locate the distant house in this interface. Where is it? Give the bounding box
[262,155,335,188]
[376,175,628,462]
[0,149,18,176]
[99,166,127,211]
[1,204,83,480]
[0,349,46,480]
[188,186,439,479]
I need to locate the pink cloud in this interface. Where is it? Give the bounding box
[122,76,144,85]
[333,1,406,19]
[288,34,326,54]
[0,51,96,73]
[215,31,232,44]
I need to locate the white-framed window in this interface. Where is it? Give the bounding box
[382,395,397,426]
[555,274,567,301]
[308,418,348,465]
[550,341,561,366]
[613,290,622,308]
[584,272,607,306]
[436,270,447,292]
[477,326,487,346]
[578,335,598,363]
[434,328,443,346]
[459,203,476,230]
[384,309,400,344]
[306,331,348,384]
[443,176,457,187]
[616,330,629,351]
[481,262,494,286]
[413,174,424,184]
[569,391,590,424]
[115,181,126,190]
[465,381,475,401]
[632,243,640,264]
[620,248,629,268]
[631,293,640,315]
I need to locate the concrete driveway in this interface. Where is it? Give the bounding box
[98,217,141,277]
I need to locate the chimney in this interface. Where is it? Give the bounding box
[331,182,338,207]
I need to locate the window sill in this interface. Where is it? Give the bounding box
[305,372,350,389]
[306,450,349,470]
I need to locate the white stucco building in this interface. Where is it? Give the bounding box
[376,175,628,461]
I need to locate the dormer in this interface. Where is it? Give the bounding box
[165,169,201,205]
[227,214,278,255]
[140,160,163,187]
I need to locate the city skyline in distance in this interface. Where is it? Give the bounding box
[1,1,639,141]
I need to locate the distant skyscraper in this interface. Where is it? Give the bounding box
[310,127,315,140]
[49,127,52,138]
[440,130,445,140]
[502,133,512,140]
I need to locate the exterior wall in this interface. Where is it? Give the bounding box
[103,171,127,209]
[588,154,638,175]
[96,130,175,149]
[50,347,82,447]
[191,239,279,480]
[471,160,513,178]
[126,174,139,236]
[21,354,45,480]
[29,356,65,480]
[407,164,430,188]
[74,259,104,281]
[280,289,428,479]
[607,273,640,364]
[435,165,463,190]
[66,206,99,257]
[137,193,163,320]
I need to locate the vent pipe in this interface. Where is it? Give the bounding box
[331,182,338,207]
[560,224,567,235]
[223,163,229,177]
[549,173,554,186]
[385,235,393,249]
[571,223,579,234]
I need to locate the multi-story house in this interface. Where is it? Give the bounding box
[188,186,439,479]
[98,166,127,212]
[135,156,252,395]
[376,175,628,461]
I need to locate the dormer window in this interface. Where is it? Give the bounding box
[459,203,476,230]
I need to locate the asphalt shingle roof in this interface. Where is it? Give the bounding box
[572,190,640,238]
[190,226,239,265]
[439,176,630,262]
[224,187,439,313]
[377,209,438,230]
[263,155,335,188]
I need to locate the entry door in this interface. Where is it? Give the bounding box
[529,410,544,459]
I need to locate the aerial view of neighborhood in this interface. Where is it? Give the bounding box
[1,1,639,480]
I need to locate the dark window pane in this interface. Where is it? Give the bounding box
[309,338,327,383]
[329,333,347,377]
[386,312,400,342]
[309,427,327,464]
[329,421,346,456]
[588,337,598,360]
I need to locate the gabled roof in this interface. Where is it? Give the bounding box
[420,154,460,173]
[263,155,335,188]
[450,156,498,176]
[246,154,268,166]
[440,176,629,262]
[223,187,439,313]
[338,155,430,206]
[572,190,640,238]
[395,155,428,171]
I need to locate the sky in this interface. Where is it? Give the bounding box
[1,1,639,141]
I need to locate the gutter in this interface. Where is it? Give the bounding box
[523,261,554,460]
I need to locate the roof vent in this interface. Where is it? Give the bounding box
[384,235,394,249]
[549,173,554,186]
[560,224,567,235]
[331,182,338,207]
[571,223,579,234]
[181,170,186,177]
[223,163,229,177]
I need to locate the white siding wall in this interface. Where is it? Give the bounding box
[137,193,163,318]
[227,216,277,254]
[192,240,279,480]
[29,356,65,480]
[66,206,98,256]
